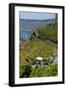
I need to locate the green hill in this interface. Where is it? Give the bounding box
[20,39,57,65]
[37,23,58,43]
[19,23,58,78]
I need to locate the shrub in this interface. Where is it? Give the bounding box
[20,65,32,78]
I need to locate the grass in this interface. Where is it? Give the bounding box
[19,23,58,78]
[20,39,57,66]
[38,23,58,43]
[30,64,58,77]
[19,64,58,78]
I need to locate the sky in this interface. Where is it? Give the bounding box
[19,11,56,20]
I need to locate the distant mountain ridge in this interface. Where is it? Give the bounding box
[20,18,55,21]
[19,18,55,31]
